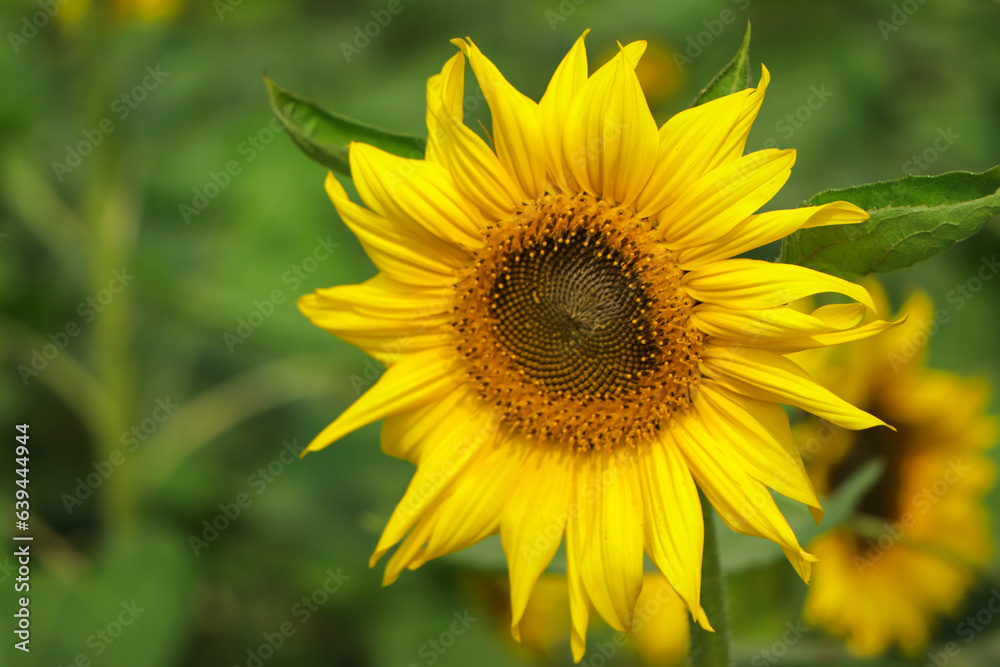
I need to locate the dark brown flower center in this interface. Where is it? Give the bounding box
[453,192,703,449]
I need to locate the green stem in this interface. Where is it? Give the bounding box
[689,491,732,667]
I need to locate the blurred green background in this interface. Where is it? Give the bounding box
[2,0,1000,665]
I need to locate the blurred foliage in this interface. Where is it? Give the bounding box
[2,0,1000,665]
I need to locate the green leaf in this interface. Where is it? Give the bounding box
[264,75,425,175]
[691,22,752,107]
[717,458,885,574]
[779,166,1000,278]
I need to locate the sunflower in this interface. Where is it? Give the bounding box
[797,286,996,656]
[474,573,689,664]
[299,32,895,660]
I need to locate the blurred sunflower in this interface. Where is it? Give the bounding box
[472,573,688,664]
[299,31,896,660]
[797,286,996,656]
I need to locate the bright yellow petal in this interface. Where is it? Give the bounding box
[411,437,527,566]
[697,383,823,523]
[671,415,816,581]
[425,51,465,164]
[701,346,889,430]
[677,200,869,269]
[298,274,453,365]
[566,519,590,663]
[693,302,900,353]
[349,142,485,249]
[501,445,573,642]
[382,514,435,585]
[657,148,796,248]
[538,30,590,194]
[682,258,877,311]
[426,54,522,220]
[303,347,463,454]
[380,390,466,463]
[571,451,645,632]
[325,172,464,285]
[637,65,771,218]
[564,42,659,206]
[638,432,712,629]
[452,38,547,199]
[372,395,499,566]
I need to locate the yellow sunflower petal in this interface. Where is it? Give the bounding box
[658,148,796,248]
[427,54,523,219]
[411,438,526,566]
[571,452,645,632]
[671,416,816,581]
[693,302,865,342]
[697,383,823,523]
[452,37,547,199]
[539,30,590,193]
[298,275,453,364]
[636,65,770,218]
[350,142,485,248]
[502,445,573,642]
[564,41,659,206]
[693,302,901,353]
[380,390,465,463]
[302,272,450,319]
[382,514,434,585]
[701,346,889,430]
[371,396,499,565]
[325,172,465,285]
[638,432,711,627]
[677,200,870,269]
[682,258,877,311]
[566,523,591,663]
[303,347,462,454]
[425,51,465,164]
